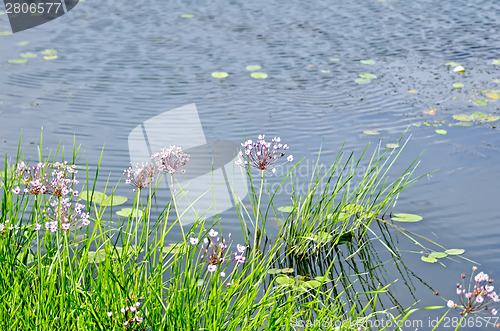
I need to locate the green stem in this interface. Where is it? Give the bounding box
[253,171,265,253]
[170,173,186,245]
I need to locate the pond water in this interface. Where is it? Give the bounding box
[0,0,499,329]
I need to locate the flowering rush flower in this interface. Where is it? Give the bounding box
[124,162,158,191]
[152,145,190,174]
[236,135,293,173]
[448,266,500,324]
[13,161,79,198]
[41,198,90,232]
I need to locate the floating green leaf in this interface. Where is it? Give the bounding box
[43,55,58,61]
[162,243,184,255]
[116,208,143,218]
[250,72,268,79]
[452,83,464,88]
[17,41,29,46]
[485,115,500,122]
[355,78,371,84]
[246,65,261,71]
[281,268,294,274]
[471,112,486,121]
[429,252,448,259]
[472,100,487,106]
[80,191,127,206]
[456,122,473,127]
[330,57,340,61]
[360,59,375,65]
[385,143,399,149]
[20,52,37,58]
[358,73,377,80]
[8,59,27,64]
[492,59,500,65]
[41,48,57,55]
[435,129,447,135]
[211,71,228,79]
[445,249,465,255]
[88,250,107,263]
[278,206,293,213]
[0,31,12,35]
[363,129,380,135]
[333,232,354,245]
[312,231,333,244]
[314,275,332,282]
[421,255,437,263]
[267,268,281,274]
[446,61,459,66]
[453,114,472,122]
[304,280,322,288]
[391,213,423,222]
[275,275,294,285]
[181,14,194,18]
[321,69,330,73]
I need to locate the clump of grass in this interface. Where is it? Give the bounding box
[0,134,454,330]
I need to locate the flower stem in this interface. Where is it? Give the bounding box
[252,170,265,252]
[170,173,186,245]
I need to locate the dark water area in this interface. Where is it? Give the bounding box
[1,0,499,329]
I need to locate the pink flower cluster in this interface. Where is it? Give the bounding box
[151,145,190,174]
[106,301,143,329]
[236,135,293,173]
[447,266,500,324]
[190,230,246,274]
[13,161,79,198]
[41,198,90,232]
[124,162,158,192]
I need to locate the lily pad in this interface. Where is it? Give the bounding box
[421,255,437,263]
[445,249,465,255]
[358,73,377,80]
[80,191,127,207]
[314,275,332,282]
[162,243,184,255]
[8,59,27,64]
[446,61,459,66]
[385,143,399,149]
[311,231,334,244]
[181,14,194,18]
[250,72,268,79]
[0,31,12,35]
[304,280,322,288]
[435,130,447,135]
[41,48,57,55]
[452,83,464,88]
[453,114,472,122]
[275,275,294,285]
[471,112,487,121]
[278,206,293,213]
[330,57,340,61]
[211,71,228,79]
[88,250,107,263]
[486,92,500,99]
[391,213,423,222]
[360,59,375,65]
[363,129,380,135]
[429,252,448,259]
[267,268,281,275]
[321,69,330,73]
[456,122,473,127]
[17,41,29,46]
[116,208,143,218]
[484,115,500,122]
[355,78,371,84]
[20,52,37,58]
[246,65,261,71]
[492,59,500,65]
[281,268,294,274]
[43,55,58,60]
[407,90,418,93]
[472,100,487,106]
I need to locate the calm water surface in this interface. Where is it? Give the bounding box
[0,0,499,329]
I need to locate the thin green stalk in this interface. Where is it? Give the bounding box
[170,173,186,245]
[252,170,264,253]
